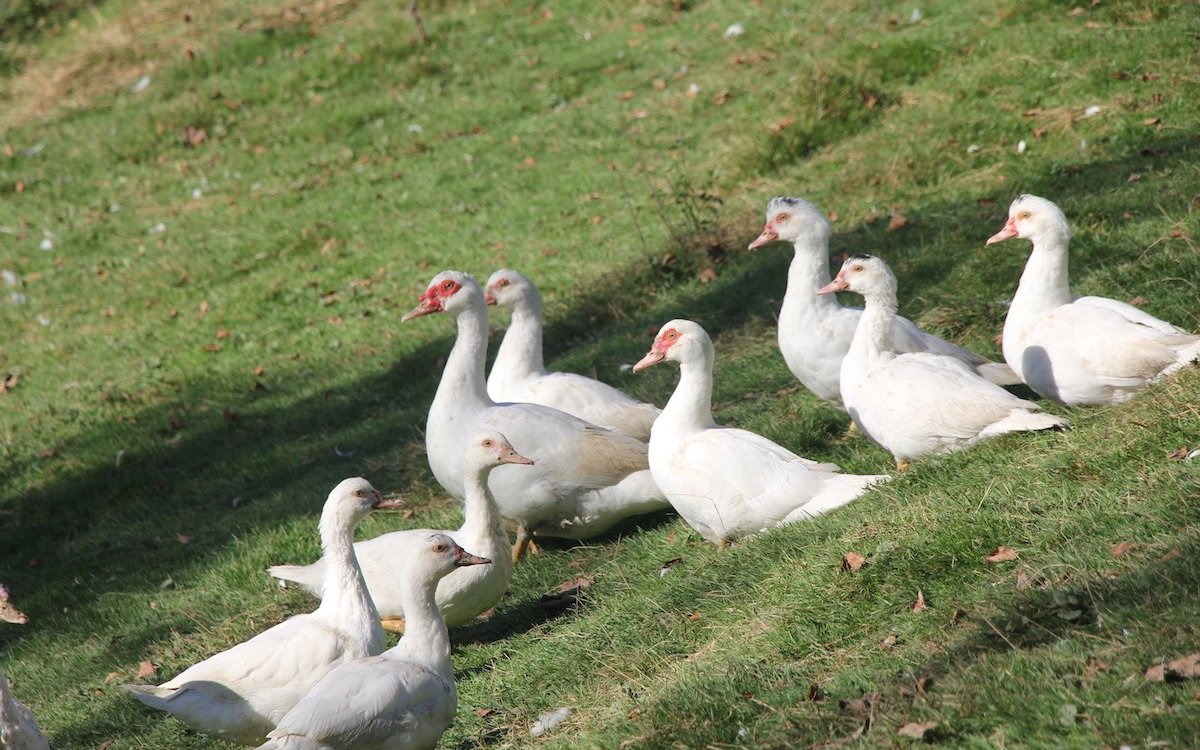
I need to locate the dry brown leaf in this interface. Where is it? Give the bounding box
[175,534,193,545]
[713,90,730,106]
[137,661,157,679]
[985,546,1018,563]
[804,684,824,702]
[698,267,718,284]
[476,707,496,718]
[1145,653,1200,682]
[1162,548,1182,561]
[887,212,908,232]
[199,299,210,318]
[838,694,877,714]
[1015,570,1031,590]
[555,575,593,593]
[1143,116,1161,126]
[1109,541,1135,557]
[104,671,121,683]
[0,373,18,395]
[182,126,207,147]
[949,609,964,626]
[216,329,230,340]
[911,590,927,613]
[253,365,266,377]
[897,721,937,739]
[1082,657,1110,683]
[202,344,222,352]
[880,634,897,649]
[841,551,867,571]
[687,610,702,622]
[767,117,795,133]
[1167,446,1191,460]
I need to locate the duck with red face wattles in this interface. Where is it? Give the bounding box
[748,196,1018,407]
[819,254,1067,471]
[404,271,668,562]
[257,534,491,750]
[634,319,889,546]
[987,194,1200,406]
[484,268,661,441]
[269,431,531,633]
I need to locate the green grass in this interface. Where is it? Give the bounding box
[2,0,1199,747]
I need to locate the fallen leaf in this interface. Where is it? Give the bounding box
[841,551,867,571]
[0,373,18,394]
[1082,657,1110,682]
[887,212,908,232]
[556,575,593,593]
[182,126,207,147]
[105,671,121,683]
[216,329,230,340]
[319,237,338,255]
[476,707,496,718]
[201,344,222,352]
[698,268,718,284]
[767,117,795,133]
[1145,653,1200,682]
[713,90,730,106]
[1161,548,1182,561]
[1167,446,1191,460]
[911,590,927,613]
[222,408,239,423]
[897,721,937,739]
[949,609,964,626]
[137,661,157,679]
[1033,126,1048,138]
[321,291,341,305]
[880,634,897,649]
[838,694,876,714]
[199,300,210,318]
[1143,116,1161,126]
[253,365,266,377]
[1109,541,1135,557]
[1016,570,1031,590]
[687,610,702,622]
[985,546,1018,563]
[803,684,824,702]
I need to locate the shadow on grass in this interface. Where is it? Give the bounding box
[1,129,1196,745]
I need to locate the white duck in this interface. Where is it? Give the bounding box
[485,268,661,441]
[987,194,1200,405]
[256,534,490,750]
[633,319,889,546]
[748,196,1018,406]
[819,254,1067,469]
[403,271,668,561]
[268,430,531,632]
[1,671,50,750]
[123,478,399,745]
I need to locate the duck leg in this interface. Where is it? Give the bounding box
[512,524,535,563]
[380,616,406,634]
[895,459,910,472]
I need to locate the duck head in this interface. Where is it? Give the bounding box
[402,270,481,321]
[986,194,1073,246]
[748,196,831,250]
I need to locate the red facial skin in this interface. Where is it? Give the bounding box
[633,326,682,372]
[402,278,462,321]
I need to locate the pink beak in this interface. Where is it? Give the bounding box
[747,224,778,250]
[373,490,406,510]
[500,444,535,466]
[484,290,498,306]
[454,547,492,567]
[401,292,440,322]
[816,276,848,295]
[632,349,665,373]
[986,217,1019,245]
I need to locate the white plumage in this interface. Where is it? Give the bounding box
[256,534,490,750]
[748,196,1018,406]
[485,268,660,440]
[403,271,668,557]
[988,194,1200,405]
[122,478,394,745]
[634,319,888,545]
[268,431,531,629]
[0,671,50,750]
[820,254,1067,468]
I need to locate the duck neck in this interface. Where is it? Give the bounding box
[493,294,546,381]
[435,304,493,414]
[460,465,506,541]
[661,349,716,432]
[782,234,843,321]
[315,510,383,655]
[392,574,451,675]
[851,287,898,366]
[1013,230,1073,313]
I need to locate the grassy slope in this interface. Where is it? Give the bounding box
[1,0,1198,747]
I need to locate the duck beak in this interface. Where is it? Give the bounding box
[373,491,406,510]
[455,549,492,567]
[747,224,778,250]
[986,217,1019,245]
[816,276,848,294]
[500,445,535,466]
[484,290,498,306]
[401,291,440,322]
[632,349,665,373]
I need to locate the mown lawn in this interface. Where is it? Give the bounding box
[1,0,1198,747]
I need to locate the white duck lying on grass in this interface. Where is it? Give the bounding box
[748,196,1018,408]
[818,254,1067,470]
[404,271,667,561]
[987,194,1200,406]
[634,319,889,546]
[485,268,661,441]
[256,534,490,750]
[123,478,401,745]
[269,430,531,632]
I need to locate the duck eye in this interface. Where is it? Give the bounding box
[666,330,677,340]
[852,264,864,272]
[498,279,510,287]
[354,489,365,497]
[1018,211,1031,220]
[442,280,455,291]
[775,213,790,223]
[482,439,493,447]
[434,543,447,553]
